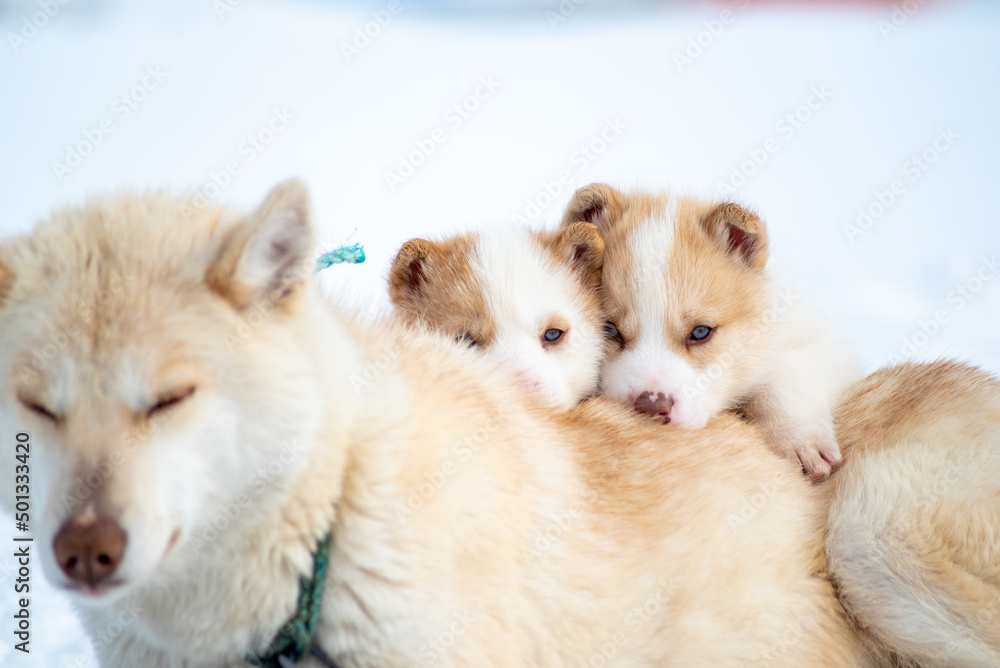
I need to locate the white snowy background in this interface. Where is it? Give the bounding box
[1,0,998,664]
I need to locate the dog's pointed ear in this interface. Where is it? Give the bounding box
[553,222,604,288]
[703,202,769,270]
[560,183,622,230]
[208,179,315,308]
[388,239,438,305]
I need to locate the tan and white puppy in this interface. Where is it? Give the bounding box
[563,183,863,481]
[388,223,606,409]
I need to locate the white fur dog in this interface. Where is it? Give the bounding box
[562,183,863,481]
[389,224,606,409]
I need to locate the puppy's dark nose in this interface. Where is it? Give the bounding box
[634,391,674,421]
[53,515,127,588]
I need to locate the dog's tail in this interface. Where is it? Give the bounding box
[827,361,1000,667]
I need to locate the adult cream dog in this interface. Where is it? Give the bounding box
[0,181,994,667]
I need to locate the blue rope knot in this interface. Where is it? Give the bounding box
[316,243,365,271]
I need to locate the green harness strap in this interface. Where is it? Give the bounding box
[246,531,339,668]
[249,247,358,666]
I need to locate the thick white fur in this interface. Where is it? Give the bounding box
[470,228,604,408]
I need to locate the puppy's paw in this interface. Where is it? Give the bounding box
[791,430,842,483]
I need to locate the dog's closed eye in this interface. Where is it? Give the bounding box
[147,386,197,419]
[19,397,60,424]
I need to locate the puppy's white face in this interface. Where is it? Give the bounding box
[562,185,772,427]
[389,225,605,409]
[471,229,604,408]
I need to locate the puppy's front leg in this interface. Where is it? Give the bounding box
[742,384,841,482]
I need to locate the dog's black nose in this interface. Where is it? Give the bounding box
[53,515,127,588]
[634,391,674,421]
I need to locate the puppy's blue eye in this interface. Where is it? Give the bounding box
[457,333,478,348]
[690,326,713,342]
[543,329,564,342]
[604,321,622,340]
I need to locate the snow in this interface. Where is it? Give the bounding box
[1,0,998,664]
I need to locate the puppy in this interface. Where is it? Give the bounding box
[563,183,863,480]
[389,223,606,408]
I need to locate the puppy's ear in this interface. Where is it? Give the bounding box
[208,178,315,309]
[554,222,604,288]
[561,183,622,230]
[703,202,769,270]
[388,239,438,305]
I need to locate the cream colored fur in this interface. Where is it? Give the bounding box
[827,361,1000,667]
[0,182,877,667]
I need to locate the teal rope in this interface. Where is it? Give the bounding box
[246,532,337,667]
[316,243,365,271]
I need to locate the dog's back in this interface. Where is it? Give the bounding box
[342,322,873,666]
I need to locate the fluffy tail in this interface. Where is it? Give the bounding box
[827,468,1000,666]
[827,361,1000,667]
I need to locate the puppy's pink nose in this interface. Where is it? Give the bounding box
[53,515,127,588]
[634,391,674,421]
[515,371,542,393]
